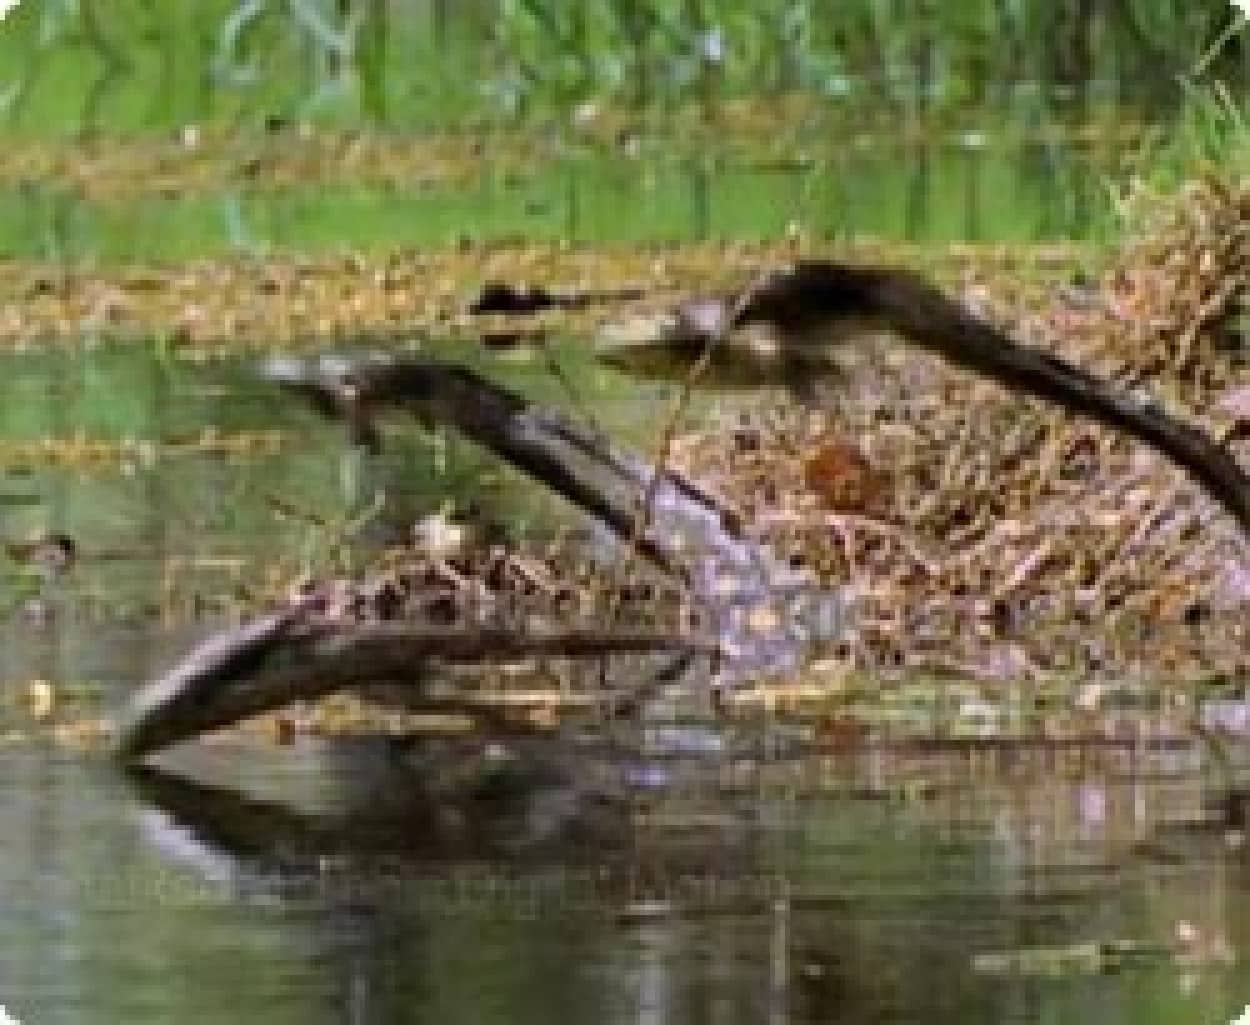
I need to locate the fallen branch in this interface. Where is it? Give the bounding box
[116,612,716,760]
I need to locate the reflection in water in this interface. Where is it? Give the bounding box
[2,733,1240,1025]
[0,129,1140,265]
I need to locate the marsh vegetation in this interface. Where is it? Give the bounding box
[2,3,1250,1024]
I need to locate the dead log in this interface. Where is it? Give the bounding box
[115,611,715,760]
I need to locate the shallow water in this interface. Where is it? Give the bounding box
[0,135,1124,264]
[2,734,1249,1025]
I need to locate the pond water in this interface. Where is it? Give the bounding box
[4,3,1250,1020]
[0,131,1129,264]
[2,732,1249,1025]
[0,341,1249,1025]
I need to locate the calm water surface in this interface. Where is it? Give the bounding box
[2,735,1249,1025]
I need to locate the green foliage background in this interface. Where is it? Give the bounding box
[0,0,1245,135]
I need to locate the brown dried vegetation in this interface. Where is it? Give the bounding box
[6,171,1247,697]
[668,179,1250,685]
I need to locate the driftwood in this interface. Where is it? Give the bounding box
[601,262,1250,531]
[118,261,1250,762]
[263,355,743,573]
[469,280,646,316]
[117,356,753,761]
[116,609,715,760]
[730,262,1250,533]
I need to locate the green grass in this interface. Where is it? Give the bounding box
[0,1,1245,255]
[2,0,1243,138]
